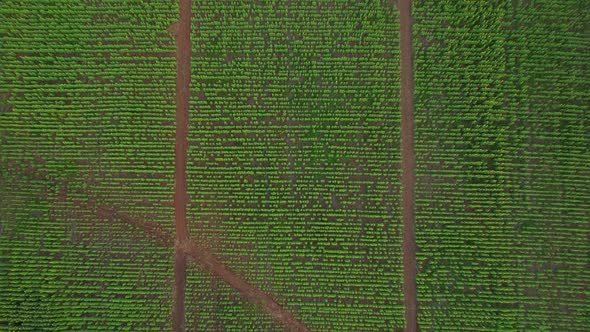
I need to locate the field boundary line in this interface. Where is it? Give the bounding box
[399,0,418,331]
[172,0,192,330]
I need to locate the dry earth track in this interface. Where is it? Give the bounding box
[399,0,418,331]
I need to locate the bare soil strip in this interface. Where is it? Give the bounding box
[399,0,418,331]
[173,248,188,331]
[172,0,192,330]
[174,0,191,247]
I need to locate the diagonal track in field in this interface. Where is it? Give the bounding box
[1,159,309,330]
[100,206,309,332]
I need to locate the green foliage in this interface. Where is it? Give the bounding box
[1,0,178,330]
[413,0,590,330]
[1,0,405,331]
[187,1,404,330]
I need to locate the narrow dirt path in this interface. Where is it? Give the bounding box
[172,0,192,330]
[173,0,191,247]
[399,0,418,331]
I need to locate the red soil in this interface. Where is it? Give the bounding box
[174,2,191,243]
[399,0,418,331]
[172,0,192,330]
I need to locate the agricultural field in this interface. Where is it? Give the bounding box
[413,0,589,330]
[1,0,588,331]
[186,1,404,330]
[2,0,405,331]
[1,0,178,330]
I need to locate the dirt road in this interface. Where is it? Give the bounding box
[399,0,418,331]
[172,0,192,330]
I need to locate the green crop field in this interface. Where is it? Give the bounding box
[2,1,404,331]
[1,0,178,330]
[185,1,404,330]
[1,0,588,331]
[413,0,589,330]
